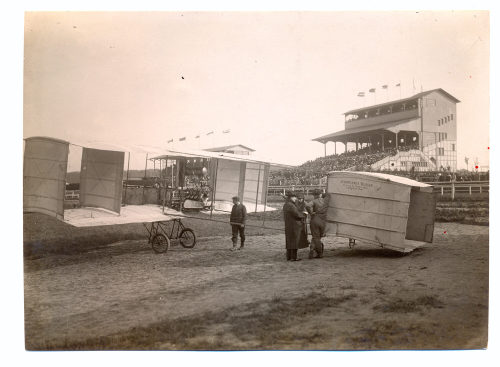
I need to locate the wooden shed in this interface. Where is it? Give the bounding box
[325,171,436,252]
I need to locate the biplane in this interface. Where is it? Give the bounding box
[24,136,436,254]
[23,136,290,253]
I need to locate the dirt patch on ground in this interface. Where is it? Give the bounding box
[24,217,488,350]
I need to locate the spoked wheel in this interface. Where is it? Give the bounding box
[151,233,170,253]
[179,228,196,248]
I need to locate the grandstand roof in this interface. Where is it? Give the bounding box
[344,88,460,115]
[152,148,294,168]
[313,118,416,143]
[204,144,255,152]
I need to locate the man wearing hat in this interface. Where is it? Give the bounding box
[307,189,331,258]
[230,196,247,251]
[283,191,308,261]
[295,192,310,250]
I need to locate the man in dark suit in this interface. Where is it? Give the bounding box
[230,196,246,251]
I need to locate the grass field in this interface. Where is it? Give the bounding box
[23,206,488,350]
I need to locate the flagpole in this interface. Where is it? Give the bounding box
[394,82,401,99]
[368,88,376,104]
[379,86,388,102]
[357,91,366,107]
[205,131,215,149]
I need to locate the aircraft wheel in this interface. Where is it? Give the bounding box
[180,228,196,248]
[151,234,170,253]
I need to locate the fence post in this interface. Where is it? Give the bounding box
[441,186,444,196]
[469,185,472,195]
[451,182,455,201]
[479,185,482,194]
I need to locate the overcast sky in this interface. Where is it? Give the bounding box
[23,11,489,170]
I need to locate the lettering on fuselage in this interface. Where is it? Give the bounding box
[339,179,375,192]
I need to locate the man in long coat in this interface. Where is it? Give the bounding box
[283,191,308,261]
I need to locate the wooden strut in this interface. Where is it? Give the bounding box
[210,158,219,219]
[255,163,261,213]
[160,157,165,214]
[142,153,148,205]
[262,166,268,228]
[124,151,130,207]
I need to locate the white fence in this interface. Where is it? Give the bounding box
[268,181,489,200]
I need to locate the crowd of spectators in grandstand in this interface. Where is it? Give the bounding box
[269,144,487,186]
[270,146,398,185]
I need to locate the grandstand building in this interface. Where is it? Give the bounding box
[313,88,460,172]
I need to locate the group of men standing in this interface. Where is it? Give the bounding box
[228,190,330,260]
[283,190,330,261]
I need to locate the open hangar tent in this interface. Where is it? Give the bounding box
[151,148,294,213]
[325,171,436,253]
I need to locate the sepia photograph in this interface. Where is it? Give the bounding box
[20,8,492,355]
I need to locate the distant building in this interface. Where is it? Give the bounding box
[204,144,255,156]
[313,88,460,172]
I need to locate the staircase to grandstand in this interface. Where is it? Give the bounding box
[370,149,437,172]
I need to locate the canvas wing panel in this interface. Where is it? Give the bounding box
[328,175,411,203]
[80,148,124,213]
[405,189,436,243]
[23,137,68,219]
[328,193,410,217]
[326,172,411,251]
[326,222,407,250]
[326,206,408,233]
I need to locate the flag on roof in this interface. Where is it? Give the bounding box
[369,88,376,93]
[357,92,365,97]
